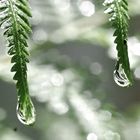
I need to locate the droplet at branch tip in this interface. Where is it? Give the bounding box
[113,63,132,87]
[16,96,36,126]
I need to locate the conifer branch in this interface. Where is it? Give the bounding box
[0,0,35,125]
[103,0,133,86]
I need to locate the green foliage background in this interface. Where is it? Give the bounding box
[0,0,140,140]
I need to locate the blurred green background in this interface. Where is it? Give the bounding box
[0,0,140,139]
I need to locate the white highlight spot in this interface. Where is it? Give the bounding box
[51,73,64,86]
[79,1,95,17]
[87,133,98,140]
[90,62,102,75]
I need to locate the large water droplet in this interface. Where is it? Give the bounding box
[113,63,131,87]
[16,96,36,126]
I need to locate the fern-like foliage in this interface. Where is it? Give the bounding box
[0,0,35,125]
[103,0,133,86]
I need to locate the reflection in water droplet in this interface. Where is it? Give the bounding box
[16,96,36,126]
[113,63,131,87]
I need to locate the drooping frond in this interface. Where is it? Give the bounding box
[103,0,133,87]
[0,0,35,125]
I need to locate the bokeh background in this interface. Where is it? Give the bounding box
[0,0,140,140]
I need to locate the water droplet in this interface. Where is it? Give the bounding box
[113,62,131,87]
[16,96,36,126]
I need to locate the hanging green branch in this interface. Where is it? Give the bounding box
[103,0,133,87]
[0,0,36,125]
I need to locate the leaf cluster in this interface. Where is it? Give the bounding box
[0,0,31,97]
